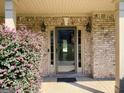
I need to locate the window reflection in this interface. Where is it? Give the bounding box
[50,31,54,65]
[78,30,81,67]
[58,30,75,61]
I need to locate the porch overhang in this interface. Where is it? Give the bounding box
[3,0,124,93]
[13,0,115,16]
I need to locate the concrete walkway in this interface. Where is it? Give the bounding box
[41,77,115,93]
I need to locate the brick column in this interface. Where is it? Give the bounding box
[5,0,16,32]
[92,12,115,79]
[115,1,124,93]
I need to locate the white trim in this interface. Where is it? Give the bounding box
[92,11,115,15]
[82,27,85,75]
[16,13,91,17]
[53,27,56,74]
[77,26,83,73]
[75,27,78,73]
[5,0,16,31]
[55,27,78,73]
[16,11,115,16]
[16,11,115,17]
[48,26,56,75]
[47,27,51,75]
[119,10,124,79]
[120,2,124,11]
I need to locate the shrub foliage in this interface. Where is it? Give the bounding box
[0,27,43,93]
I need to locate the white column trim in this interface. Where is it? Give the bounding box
[120,2,124,11]
[5,0,16,32]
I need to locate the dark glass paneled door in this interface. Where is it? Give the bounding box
[56,27,76,73]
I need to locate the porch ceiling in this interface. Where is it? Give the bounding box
[14,0,115,16]
[1,0,116,16]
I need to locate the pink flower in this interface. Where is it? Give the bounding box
[0,69,6,73]
[0,80,4,84]
[15,70,20,73]
[19,70,24,72]
[15,88,22,93]
[16,57,24,62]
[3,72,7,75]
[5,26,16,33]
[14,48,18,51]
[25,64,33,68]
[11,65,16,70]
[0,45,5,50]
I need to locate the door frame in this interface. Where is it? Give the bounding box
[55,26,78,73]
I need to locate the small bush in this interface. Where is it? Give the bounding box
[0,26,43,93]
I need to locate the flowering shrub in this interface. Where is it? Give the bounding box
[0,26,44,93]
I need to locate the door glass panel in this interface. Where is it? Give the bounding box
[56,27,76,73]
[62,40,68,52]
[58,30,75,62]
[50,31,54,65]
[78,30,81,67]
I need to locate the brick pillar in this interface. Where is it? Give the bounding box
[5,0,16,32]
[115,1,124,93]
[92,13,116,79]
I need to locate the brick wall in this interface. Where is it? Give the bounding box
[16,14,116,78]
[92,13,116,79]
[16,16,90,76]
[83,31,93,76]
[38,32,49,76]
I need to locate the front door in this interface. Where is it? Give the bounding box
[56,27,77,73]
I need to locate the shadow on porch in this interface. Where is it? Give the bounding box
[41,77,115,93]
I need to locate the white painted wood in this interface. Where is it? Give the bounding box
[77,26,83,73]
[48,26,56,75]
[1,0,116,16]
[64,17,69,26]
[5,0,16,31]
[115,1,124,93]
[13,0,115,15]
[120,2,124,10]
[119,2,124,80]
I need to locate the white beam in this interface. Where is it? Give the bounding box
[115,1,124,93]
[5,0,16,32]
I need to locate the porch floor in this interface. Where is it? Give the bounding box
[41,77,115,93]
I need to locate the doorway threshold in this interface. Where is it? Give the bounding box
[43,75,93,82]
[56,73,84,78]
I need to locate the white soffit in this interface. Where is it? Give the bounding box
[15,0,115,16]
